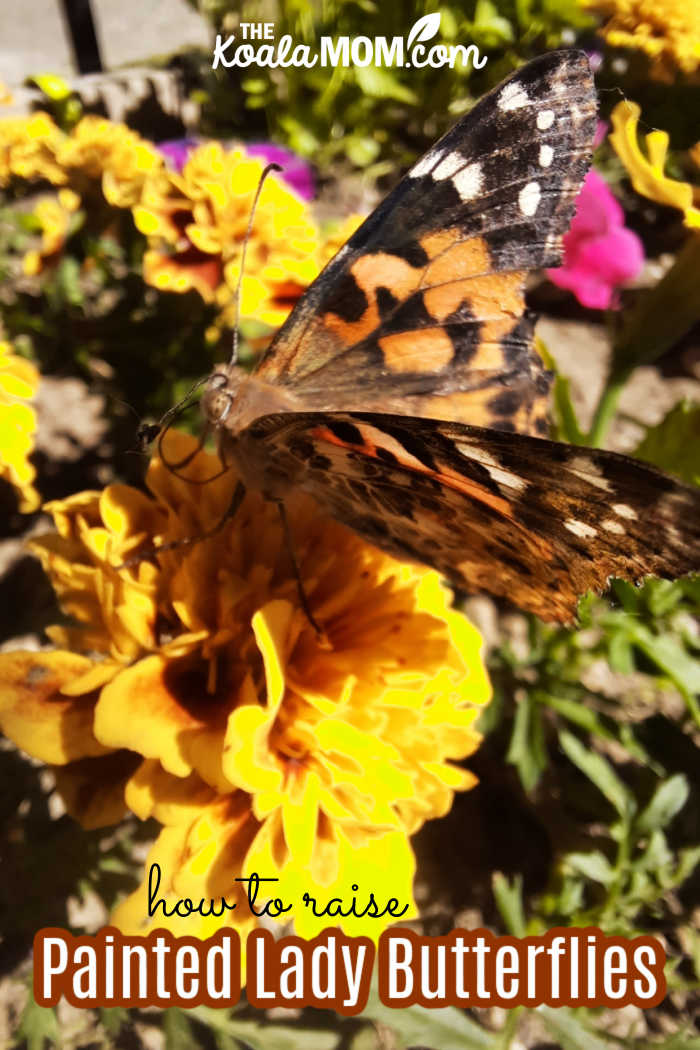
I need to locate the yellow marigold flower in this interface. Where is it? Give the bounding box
[0,340,40,512]
[610,101,700,228]
[23,188,81,276]
[134,143,320,326]
[57,115,163,207]
[585,0,700,79]
[0,431,490,942]
[0,111,66,185]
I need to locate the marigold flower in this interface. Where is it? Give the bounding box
[134,142,320,326]
[585,0,700,79]
[23,188,81,276]
[0,432,490,942]
[546,169,644,309]
[0,111,66,185]
[0,340,40,512]
[610,101,700,229]
[57,115,163,208]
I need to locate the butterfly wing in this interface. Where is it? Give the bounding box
[253,50,596,437]
[243,410,700,622]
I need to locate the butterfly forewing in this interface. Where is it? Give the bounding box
[253,50,596,438]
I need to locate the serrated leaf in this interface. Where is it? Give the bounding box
[407,13,441,50]
[16,996,60,1050]
[558,730,633,817]
[361,986,497,1049]
[635,400,700,487]
[635,775,689,835]
[538,1005,616,1050]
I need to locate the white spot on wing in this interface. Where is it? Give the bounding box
[564,519,598,539]
[568,456,612,492]
[453,162,484,201]
[613,503,638,520]
[602,519,625,535]
[537,109,555,130]
[519,181,541,216]
[539,144,554,168]
[498,81,530,111]
[410,150,442,179]
[432,153,464,180]
[455,442,527,492]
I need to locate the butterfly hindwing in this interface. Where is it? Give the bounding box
[254,50,596,438]
[244,410,700,622]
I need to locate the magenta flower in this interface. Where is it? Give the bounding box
[247,142,315,201]
[157,138,199,173]
[546,169,644,310]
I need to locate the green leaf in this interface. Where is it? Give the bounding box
[355,66,417,103]
[189,1007,341,1050]
[493,873,526,936]
[635,775,689,836]
[16,995,60,1050]
[537,339,585,443]
[164,1008,195,1050]
[634,400,700,487]
[538,1005,616,1050]
[564,850,615,886]
[99,1006,130,1036]
[361,986,497,1049]
[542,694,615,741]
[507,692,547,791]
[558,730,633,818]
[627,625,700,696]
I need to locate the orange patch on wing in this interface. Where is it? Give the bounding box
[323,252,421,345]
[379,328,455,373]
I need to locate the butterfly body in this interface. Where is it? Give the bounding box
[201,50,700,622]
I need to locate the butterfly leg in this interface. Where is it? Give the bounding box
[118,480,247,568]
[273,498,324,639]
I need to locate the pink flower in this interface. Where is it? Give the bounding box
[546,169,644,309]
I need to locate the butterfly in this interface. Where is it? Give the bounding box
[199,49,700,624]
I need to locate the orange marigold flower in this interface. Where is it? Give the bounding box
[0,340,40,512]
[0,432,490,942]
[585,0,700,79]
[610,100,700,228]
[134,143,320,327]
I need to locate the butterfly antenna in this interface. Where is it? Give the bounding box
[229,161,283,367]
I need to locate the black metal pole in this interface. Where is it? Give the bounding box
[58,0,103,74]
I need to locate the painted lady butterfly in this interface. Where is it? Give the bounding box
[201,50,700,623]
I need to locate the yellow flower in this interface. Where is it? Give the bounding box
[0,111,66,185]
[134,143,320,327]
[0,111,162,208]
[610,101,700,228]
[57,115,163,207]
[0,341,40,512]
[0,431,490,942]
[585,0,700,79]
[23,188,81,276]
